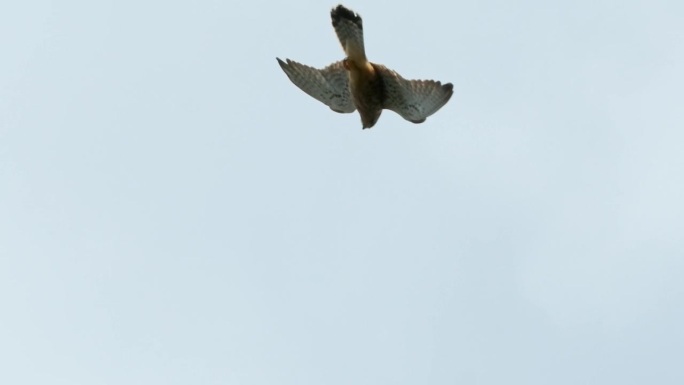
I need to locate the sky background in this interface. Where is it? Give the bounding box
[1,1,683,384]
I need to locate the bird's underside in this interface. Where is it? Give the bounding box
[277,4,453,129]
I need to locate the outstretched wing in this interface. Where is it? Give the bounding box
[377,65,453,123]
[277,58,355,113]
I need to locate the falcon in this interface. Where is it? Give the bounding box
[277,5,453,129]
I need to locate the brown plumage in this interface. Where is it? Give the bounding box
[278,4,453,129]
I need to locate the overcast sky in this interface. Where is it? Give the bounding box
[1,1,683,384]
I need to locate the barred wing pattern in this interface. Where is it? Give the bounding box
[377,65,454,123]
[277,5,453,129]
[277,58,355,113]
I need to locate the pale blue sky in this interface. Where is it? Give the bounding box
[1,1,683,384]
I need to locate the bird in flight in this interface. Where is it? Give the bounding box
[277,5,453,129]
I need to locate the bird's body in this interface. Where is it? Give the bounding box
[346,61,384,128]
[277,5,453,129]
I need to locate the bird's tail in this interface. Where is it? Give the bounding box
[331,5,367,64]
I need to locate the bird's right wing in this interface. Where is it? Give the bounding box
[277,58,356,113]
[377,65,453,123]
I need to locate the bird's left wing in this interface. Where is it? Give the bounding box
[277,58,355,113]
